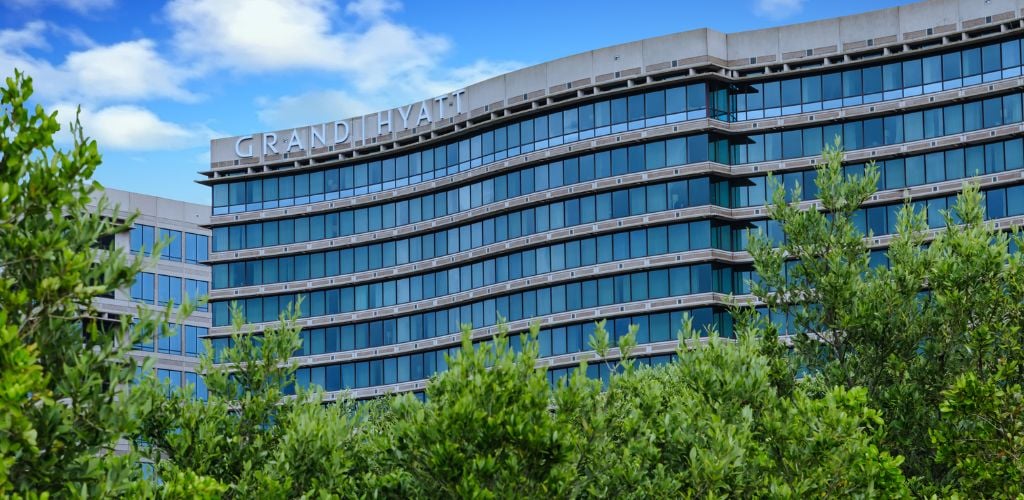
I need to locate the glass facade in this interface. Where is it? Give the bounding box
[206,31,1024,396]
[122,213,211,400]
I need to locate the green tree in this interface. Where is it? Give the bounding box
[560,316,907,498]
[387,322,580,498]
[138,305,299,496]
[0,70,163,496]
[747,139,1024,494]
[137,302,395,498]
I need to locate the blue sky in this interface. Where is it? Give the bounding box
[1,0,910,204]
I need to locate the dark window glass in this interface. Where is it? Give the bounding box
[842,69,861,97]
[862,66,882,94]
[1002,40,1020,69]
[801,75,821,103]
[645,90,665,118]
[822,72,842,100]
[922,55,941,84]
[963,47,981,76]
[903,58,923,86]
[882,62,902,91]
[942,52,961,80]
[781,78,801,106]
[983,43,1002,73]
[610,98,627,124]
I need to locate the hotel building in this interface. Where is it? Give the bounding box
[92,188,212,401]
[203,0,1024,399]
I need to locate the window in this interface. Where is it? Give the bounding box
[157,369,182,396]
[185,232,208,264]
[131,272,154,303]
[158,323,181,354]
[159,229,182,261]
[184,326,207,357]
[129,224,154,255]
[158,275,182,307]
[185,279,209,311]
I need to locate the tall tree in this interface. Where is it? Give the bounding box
[0,71,162,496]
[747,139,1024,494]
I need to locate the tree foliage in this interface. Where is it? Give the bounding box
[749,138,1024,496]
[561,317,906,498]
[0,70,162,497]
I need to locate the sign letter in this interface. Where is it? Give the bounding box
[452,89,466,114]
[310,124,326,149]
[263,133,278,155]
[286,129,303,152]
[334,120,350,145]
[398,104,413,129]
[434,95,448,119]
[416,101,432,125]
[377,109,392,136]
[235,136,254,158]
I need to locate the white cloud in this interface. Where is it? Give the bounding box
[254,56,523,130]
[52,104,217,151]
[3,1,527,151]
[164,0,450,94]
[164,0,526,129]
[256,89,382,129]
[0,24,195,105]
[753,0,805,20]
[164,0,520,106]
[64,40,197,102]
[0,21,49,51]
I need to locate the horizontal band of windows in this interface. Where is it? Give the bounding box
[277,307,731,394]
[209,182,1024,331]
[720,92,1024,163]
[725,136,1024,208]
[209,146,1024,295]
[214,34,1024,215]
[211,176,713,287]
[210,90,1024,252]
[210,259,745,330]
[282,300,817,394]
[213,83,709,213]
[215,218,714,291]
[724,182,1024,251]
[129,224,209,264]
[132,324,209,358]
[309,350,680,400]
[714,36,1024,122]
[211,136,711,251]
[213,291,743,367]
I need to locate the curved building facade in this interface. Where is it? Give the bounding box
[203,0,1024,399]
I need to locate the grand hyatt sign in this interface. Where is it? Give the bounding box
[220,89,467,163]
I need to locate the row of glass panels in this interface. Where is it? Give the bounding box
[211,35,1024,214]
[211,90,1024,251]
